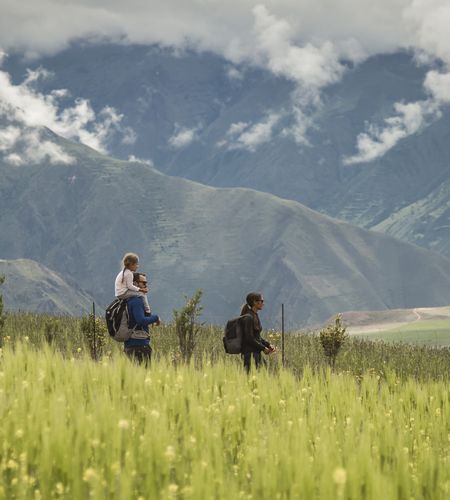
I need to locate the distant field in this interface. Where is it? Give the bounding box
[342,306,450,346]
[356,319,450,346]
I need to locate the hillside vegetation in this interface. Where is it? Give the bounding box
[9,46,450,257]
[0,259,93,315]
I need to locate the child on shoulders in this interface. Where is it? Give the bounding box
[115,252,151,314]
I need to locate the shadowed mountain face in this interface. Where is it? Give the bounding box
[0,259,93,315]
[5,44,450,257]
[2,130,450,327]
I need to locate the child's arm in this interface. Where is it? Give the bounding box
[124,270,141,292]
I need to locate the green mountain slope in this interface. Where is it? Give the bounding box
[0,259,93,315]
[2,130,450,326]
[7,46,450,258]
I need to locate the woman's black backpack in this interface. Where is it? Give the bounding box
[223,314,251,354]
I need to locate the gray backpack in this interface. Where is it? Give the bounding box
[105,298,133,342]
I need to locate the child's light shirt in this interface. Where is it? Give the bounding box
[115,269,140,297]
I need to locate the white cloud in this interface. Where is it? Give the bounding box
[343,101,435,165]
[0,1,412,62]
[168,125,200,149]
[226,122,250,136]
[1,128,75,166]
[2,1,450,159]
[344,69,450,164]
[252,5,345,89]
[226,66,244,81]
[0,125,20,151]
[0,61,137,162]
[424,70,450,103]
[221,113,281,152]
[128,155,153,166]
[23,66,52,85]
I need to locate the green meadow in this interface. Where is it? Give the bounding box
[356,319,450,347]
[0,313,449,499]
[1,345,449,500]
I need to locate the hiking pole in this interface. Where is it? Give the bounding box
[92,301,97,361]
[281,303,285,367]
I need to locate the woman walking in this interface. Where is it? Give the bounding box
[240,292,275,373]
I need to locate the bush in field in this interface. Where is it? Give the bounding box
[173,289,203,363]
[80,314,108,360]
[319,314,348,369]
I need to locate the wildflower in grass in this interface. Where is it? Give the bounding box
[83,468,97,482]
[15,429,24,438]
[165,445,176,461]
[55,483,64,495]
[118,419,130,430]
[181,485,193,496]
[7,459,18,470]
[333,467,347,485]
[150,409,160,419]
[168,484,179,495]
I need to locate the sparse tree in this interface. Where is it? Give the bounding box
[173,289,203,363]
[319,314,348,369]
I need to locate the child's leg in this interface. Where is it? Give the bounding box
[117,290,150,313]
[117,290,140,299]
[142,294,151,314]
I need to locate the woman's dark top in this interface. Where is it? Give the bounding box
[240,310,271,354]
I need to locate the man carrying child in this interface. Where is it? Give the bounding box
[124,272,160,366]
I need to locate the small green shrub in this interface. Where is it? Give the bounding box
[80,314,108,360]
[173,289,203,363]
[319,314,348,369]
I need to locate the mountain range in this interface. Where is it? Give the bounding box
[2,122,450,326]
[5,44,450,257]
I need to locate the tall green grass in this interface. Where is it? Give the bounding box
[0,345,448,499]
[2,312,449,381]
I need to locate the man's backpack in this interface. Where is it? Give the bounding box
[105,298,133,342]
[223,314,250,354]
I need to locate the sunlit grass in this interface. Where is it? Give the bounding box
[0,344,449,499]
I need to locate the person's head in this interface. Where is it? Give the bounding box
[240,292,264,315]
[133,272,147,289]
[122,252,139,272]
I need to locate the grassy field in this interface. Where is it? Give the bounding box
[339,306,450,347]
[0,344,449,499]
[358,319,450,346]
[2,311,450,381]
